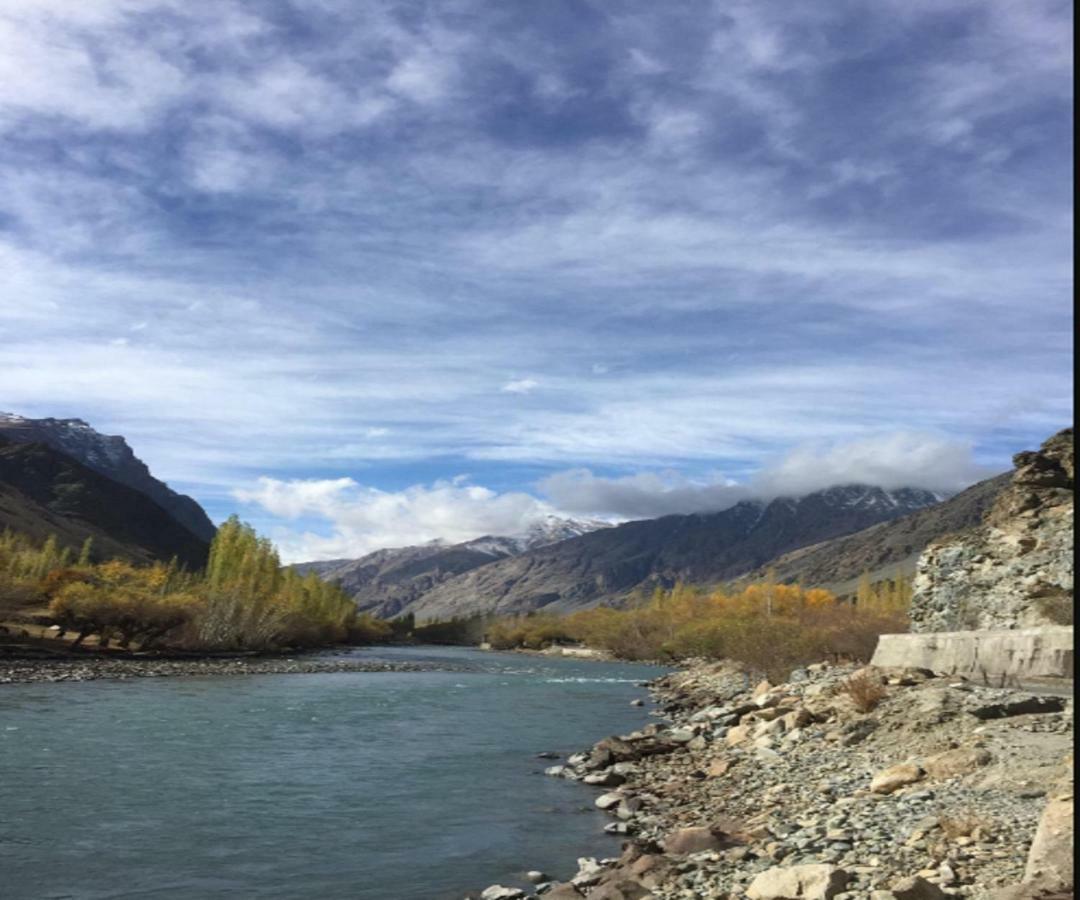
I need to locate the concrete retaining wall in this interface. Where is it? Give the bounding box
[871,626,1074,680]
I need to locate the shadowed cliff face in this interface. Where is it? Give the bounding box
[0,437,211,568]
[910,428,1074,632]
[0,414,215,543]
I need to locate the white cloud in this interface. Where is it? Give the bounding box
[386,52,454,104]
[0,2,189,132]
[233,476,358,520]
[754,432,998,497]
[234,431,999,560]
[540,469,749,519]
[234,476,554,562]
[501,378,539,394]
[539,432,997,519]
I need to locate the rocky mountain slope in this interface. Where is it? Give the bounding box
[0,413,215,542]
[741,472,1011,595]
[910,428,1074,632]
[0,436,211,568]
[406,486,940,621]
[297,516,610,618]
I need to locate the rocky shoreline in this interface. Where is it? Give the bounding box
[475,659,1073,900]
[0,653,470,685]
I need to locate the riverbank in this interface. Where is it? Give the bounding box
[0,652,470,684]
[477,659,1074,900]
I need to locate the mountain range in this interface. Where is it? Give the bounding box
[295,515,610,618]
[1,410,1017,619]
[739,473,1012,594]
[300,482,1015,622]
[0,413,213,567]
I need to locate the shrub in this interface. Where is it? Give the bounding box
[18,518,360,653]
[485,575,913,679]
[1035,589,1073,625]
[838,670,888,713]
[347,613,393,644]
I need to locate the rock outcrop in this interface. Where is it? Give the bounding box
[909,429,1074,633]
[0,436,211,569]
[0,413,215,542]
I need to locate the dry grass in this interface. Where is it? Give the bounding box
[838,670,888,712]
[1035,590,1074,625]
[938,811,993,840]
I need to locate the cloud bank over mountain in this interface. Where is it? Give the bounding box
[237,432,997,560]
[235,476,556,562]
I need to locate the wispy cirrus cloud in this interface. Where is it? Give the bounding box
[0,0,1071,553]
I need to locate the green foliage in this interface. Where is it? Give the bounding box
[186,516,358,650]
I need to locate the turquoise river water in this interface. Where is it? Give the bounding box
[0,646,667,899]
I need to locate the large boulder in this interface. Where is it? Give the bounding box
[923,747,993,779]
[747,864,850,900]
[480,887,526,900]
[541,885,585,900]
[595,792,624,810]
[888,875,950,900]
[1023,778,1074,890]
[870,762,925,794]
[589,880,654,900]
[627,854,673,889]
[662,825,736,855]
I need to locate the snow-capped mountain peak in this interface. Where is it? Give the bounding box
[460,515,612,556]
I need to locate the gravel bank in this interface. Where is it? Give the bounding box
[477,660,1074,900]
[0,654,470,684]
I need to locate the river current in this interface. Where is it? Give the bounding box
[0,646,666,900]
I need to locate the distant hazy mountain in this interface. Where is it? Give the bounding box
[0,435,211,568]
[295,516,611,617]
[0,413,215,543]
[400,486,941,620]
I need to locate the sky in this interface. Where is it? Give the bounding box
[0,0,1073,561]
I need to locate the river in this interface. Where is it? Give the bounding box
[0,646,666,899]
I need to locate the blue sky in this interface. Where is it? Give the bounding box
[0,0,1073,560]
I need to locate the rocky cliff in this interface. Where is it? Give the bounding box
[0,436,211,568]
[0,413,215,542]
[909,428,1074,633]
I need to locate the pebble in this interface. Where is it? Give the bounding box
[0,655,469,684]
[529,657,1072,900]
